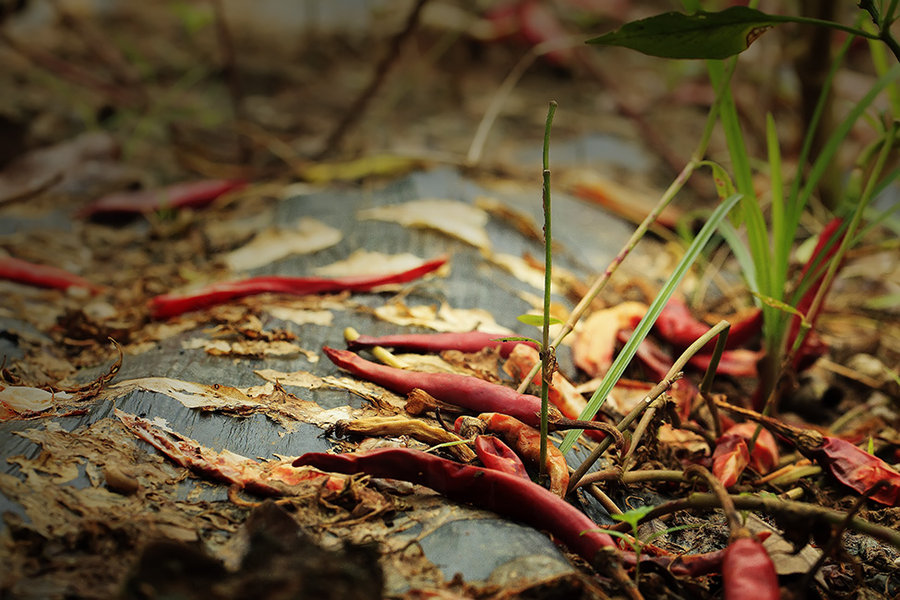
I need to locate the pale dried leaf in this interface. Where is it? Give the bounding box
[223,217,342,271]
[374,301,513,334]
[313,249,430,277]
[357,199,491,251]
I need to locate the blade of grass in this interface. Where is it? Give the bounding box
[558,192,743,455]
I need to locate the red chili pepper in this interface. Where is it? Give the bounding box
[149,256,448,318]
[0,255,102,293]
[787,217,844,369]
[348,331,537,357]
[323,346,554,427]
[712,434,750,488]
[727,422,779,474]
[719,400,900,506]
[474,435,530,480]
[79,179,245,217]
[477,412,570,497]
[687,348,763,378]
[619,547,726,577]
[292,447,616,563]
[655,297,761,352]
[721,537,779,600]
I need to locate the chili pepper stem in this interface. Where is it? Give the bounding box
[539,100,557,479]
[343,327,407,368]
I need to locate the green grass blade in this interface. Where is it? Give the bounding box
[718,221,759,295]
[558,193,743,454]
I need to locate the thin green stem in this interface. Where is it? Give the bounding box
[514,58,739,398]
[539,100,557,478]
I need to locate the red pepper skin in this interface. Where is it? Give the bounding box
[149,256,447,318]
[474,435,529,480]
[348,332,537,357]
[79,179,245,217]
[292,448,616,563]
[0,256,102,293]
[477,412,569,497]
[813,437,900,506]
[323,347,549,427]
[722,537,779,600]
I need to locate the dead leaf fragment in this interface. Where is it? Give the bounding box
[358,198,491,251]
[224,217,342,271]
[573,301,648,377]
[374,301,513,334]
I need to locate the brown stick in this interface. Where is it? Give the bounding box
[314,0,430,159]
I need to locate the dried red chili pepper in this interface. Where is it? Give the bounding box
[655,297,761,352]
[79,179,245,217]
[474,435,529,480]
[323,346,555,427]
[787,217,844,370]
[149,256,447,318]
[0,255,103,293]
[722,537,779,600]
[712,434,750,488]
[348,331,537,357]
[712,422,779,488]
[292,447,616,563]
[476,412,570,497]
[718,400,900,506]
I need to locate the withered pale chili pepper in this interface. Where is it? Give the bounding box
[348,331,538,357]
[0,255,103,293]
[292,447,617,564]
[149,256,448,318]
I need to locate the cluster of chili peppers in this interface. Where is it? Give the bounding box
[718,400,900,506]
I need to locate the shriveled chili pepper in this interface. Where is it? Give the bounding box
[712,434,750,488]
[149,256,447,318]
[348,331,538,357]
[717,399,900,506]
[292,447,617,563]
[323,346,555,427]
[0,255,103,293]
[474,435,530,480]
[476,412,570,497]
[712,422,779,487]
[79,179,245,217]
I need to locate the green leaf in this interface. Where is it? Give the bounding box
[517,314,563,328]
[587,7,782,59]
[610,505,655,528]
